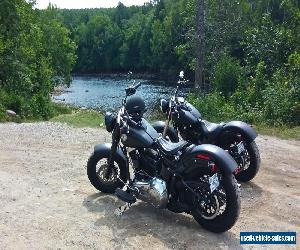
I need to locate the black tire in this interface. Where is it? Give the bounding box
[87,151,127,193]
[192,174,241,233]
[235,141,261,182]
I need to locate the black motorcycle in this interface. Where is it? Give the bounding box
[153,71,261,182]
[87,80,241,233]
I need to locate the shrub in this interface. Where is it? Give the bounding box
[28,94,53,120]
[0,103,5,121]
[188,92,235,122]
[213,55,245,97]
[262,53,300,126]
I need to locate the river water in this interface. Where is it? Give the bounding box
[54,76,177,112]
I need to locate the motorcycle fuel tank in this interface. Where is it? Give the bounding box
[172,102,202,128]
[185,102,202,119]
[121,118,159,148]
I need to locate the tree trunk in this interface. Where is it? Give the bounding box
[195,0,205,92]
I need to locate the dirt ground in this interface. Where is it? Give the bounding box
[0,122,299,250]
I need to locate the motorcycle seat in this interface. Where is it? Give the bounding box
[157,137,188,155]
[201,120,225,139]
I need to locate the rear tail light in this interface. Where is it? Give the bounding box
[196,154,211,160]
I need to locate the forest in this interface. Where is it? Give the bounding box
[0,0,299,127]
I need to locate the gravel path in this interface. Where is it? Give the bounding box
[0,122,299,249]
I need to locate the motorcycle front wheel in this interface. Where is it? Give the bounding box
[87,152,127,193]
[191,174,241,233]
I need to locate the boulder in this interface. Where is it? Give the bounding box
[6,110,17,117]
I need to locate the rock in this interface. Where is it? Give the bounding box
[6,110,17,116]
[286,184,290,187]
[85,90,89,92]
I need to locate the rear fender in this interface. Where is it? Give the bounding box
[221,121,257,142]
[182,144,237,177]
[152,121,179,142]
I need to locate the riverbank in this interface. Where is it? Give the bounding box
[73,72,159,80]
[71,71,189,83]
[48,105,300,140]
[1,102,299,140]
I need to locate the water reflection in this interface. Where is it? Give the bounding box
[55,76,178,112]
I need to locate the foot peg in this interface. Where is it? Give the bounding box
[114,203,132,217]
[115,188,136,204]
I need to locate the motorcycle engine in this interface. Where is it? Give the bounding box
[131,148,161,176]
[129,149,168,209]
[132,175,168,209]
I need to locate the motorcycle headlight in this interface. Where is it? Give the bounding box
[105,112,116,132]
[160,99,169,113]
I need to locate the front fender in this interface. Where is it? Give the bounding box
[152,121,179,142]
[93,143,129,178]
[222,121,257,142]
[182,144,237,176]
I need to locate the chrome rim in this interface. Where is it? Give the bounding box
[188,173,228,220]
[96,159,120,184]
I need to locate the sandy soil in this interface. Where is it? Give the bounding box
[0,122,299,250]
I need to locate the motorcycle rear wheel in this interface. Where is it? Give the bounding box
[234,141,260,182]
[192,174,241,233]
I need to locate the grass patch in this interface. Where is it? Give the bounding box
[50,108,104,128]
[254,125,300,140]
[51,102,73,117]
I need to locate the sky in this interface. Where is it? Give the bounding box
[34,0,149,9]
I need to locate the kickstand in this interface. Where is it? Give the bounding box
[114,202,132,217]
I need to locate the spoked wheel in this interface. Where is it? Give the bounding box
[97,160,119,183]
[87,152,127,193]
[226,139,261,182]
[234,141,260,182]
[191,173,241,233]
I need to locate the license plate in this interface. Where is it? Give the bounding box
[209,174,219,193]
[237,141,245,154]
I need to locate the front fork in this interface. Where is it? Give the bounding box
[162,110,172,138]
[106,125,120,179]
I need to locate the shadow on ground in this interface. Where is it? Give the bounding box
[83,193,242,249]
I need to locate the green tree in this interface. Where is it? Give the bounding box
[0,0,76,119]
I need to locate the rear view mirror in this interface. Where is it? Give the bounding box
[125,86,136,96]
[127,71,133,81]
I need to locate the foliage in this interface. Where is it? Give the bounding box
[188,0,300,127]
[188,52,300,126]
[213,56,245,97]
[75,14,122,72]
[0,0,76,120]
[262,52,300,126]
[189,92,235,122]
[242,13,293,76]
